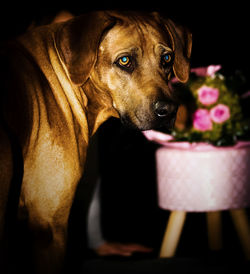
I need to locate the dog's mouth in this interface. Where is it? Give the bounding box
[152,116,177,133]
[120,114,141,130]
[120,110,177,132]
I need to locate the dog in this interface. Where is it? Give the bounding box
[0,10,192,273]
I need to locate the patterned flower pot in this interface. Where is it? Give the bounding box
[144,130,250,211]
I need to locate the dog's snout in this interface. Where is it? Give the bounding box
[154,101,177,118]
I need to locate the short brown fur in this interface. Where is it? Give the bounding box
[0,11,191,274]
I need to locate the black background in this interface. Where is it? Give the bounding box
[1,1,249,73]
[1,1,249,272]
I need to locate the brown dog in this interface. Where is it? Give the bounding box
[0,10,191,274]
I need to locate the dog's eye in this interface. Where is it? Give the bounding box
[161,53,173,67]
[118,56,132,68]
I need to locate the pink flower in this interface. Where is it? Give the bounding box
[197,86,219,106]
[210,104,230,124]
[193,109,213,131]
[207,65,222,77]
[191,65,221,77]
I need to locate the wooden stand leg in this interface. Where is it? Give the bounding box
[159,211,186,258]
[230,209,250,260]
[206,211,223,251]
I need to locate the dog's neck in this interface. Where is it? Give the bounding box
[82,79,119,137]
[17,26,88,147]
[18,24,118,142]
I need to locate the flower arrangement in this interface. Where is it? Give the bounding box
[171,65,250,146]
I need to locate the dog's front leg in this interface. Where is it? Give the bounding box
[22,189,75,274]
[30,221,66,274]
[20,159,82,274]
[23,194,73,274]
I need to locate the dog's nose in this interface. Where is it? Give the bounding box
[154,101,177,118]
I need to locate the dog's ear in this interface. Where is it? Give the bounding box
[165,18,192,83]
[55,11,116,85]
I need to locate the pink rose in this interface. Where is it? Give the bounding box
[197,85,219,106]
[210,104,230,123]
[191,65,221,77]
[206,65,222,77]
[193,109,213,131]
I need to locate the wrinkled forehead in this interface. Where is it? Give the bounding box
[100,19,172,56]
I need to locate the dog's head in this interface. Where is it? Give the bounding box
[56,11,192,130]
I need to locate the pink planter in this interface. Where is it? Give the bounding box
[143,130,250,212]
